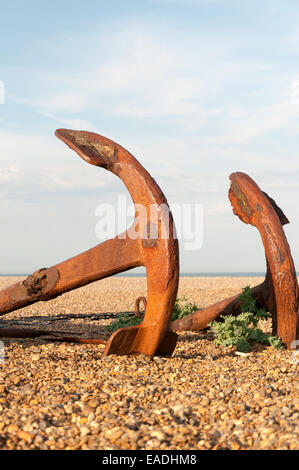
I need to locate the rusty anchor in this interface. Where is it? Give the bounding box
[168,172,299,349]
[0,129,179,357]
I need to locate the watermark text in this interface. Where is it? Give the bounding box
[95,197,203,251]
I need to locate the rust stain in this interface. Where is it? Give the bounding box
[230,180,252,218]
[10,268,59,302]
[276,249,285,266]
[142,222,159,248]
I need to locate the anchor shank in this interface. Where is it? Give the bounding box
[0,235,141,317]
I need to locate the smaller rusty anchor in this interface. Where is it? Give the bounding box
[0,129,179,357]
[169,172,299,349]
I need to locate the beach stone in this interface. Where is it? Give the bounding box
[0,275,297,450]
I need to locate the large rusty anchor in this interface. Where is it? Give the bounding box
[0,129,179,357]
[169,172,299,349]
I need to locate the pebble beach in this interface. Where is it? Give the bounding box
[0,276,298,450]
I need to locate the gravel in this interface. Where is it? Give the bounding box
[0,276,298,450]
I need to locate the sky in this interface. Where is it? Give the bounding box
[1,0,299,274]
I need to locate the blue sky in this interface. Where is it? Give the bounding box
[1,0,299,273]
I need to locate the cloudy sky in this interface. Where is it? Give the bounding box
[1,0,299,274]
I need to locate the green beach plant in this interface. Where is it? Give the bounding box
[171,296,198,321]
[209,286,283,352]
[105,313,143,332]
[106,286,283,353]
[106,296,199,332]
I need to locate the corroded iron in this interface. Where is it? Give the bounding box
[135,296,147,318]
[0,129,179,357]
[170,172,299,349]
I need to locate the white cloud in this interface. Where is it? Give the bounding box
[10,25,235,123]
[0,165,21,183]
[37,93,88,113]
[0,132,117,197]
[35,110,94,130]
[11,22,298,144]
[203,99,299,145]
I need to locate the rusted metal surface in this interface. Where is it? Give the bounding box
[10,268,60,302]
[170,172,299,349]
[135,296,147,318]
[0,129,179,357]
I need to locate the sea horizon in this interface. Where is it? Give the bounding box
[0,272,270,277]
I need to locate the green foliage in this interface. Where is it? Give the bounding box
[105,313,142,332]
[106,296,199,332]
[105,287,284,353]
[238,286,270,320]
[238,286,257,314]
[235,338,251,353]
[171,296,199,321]
[268,335,283,349]
[209,286,284,352]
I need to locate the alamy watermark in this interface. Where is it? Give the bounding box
[95,196,203,251]
[0,80,5,104]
